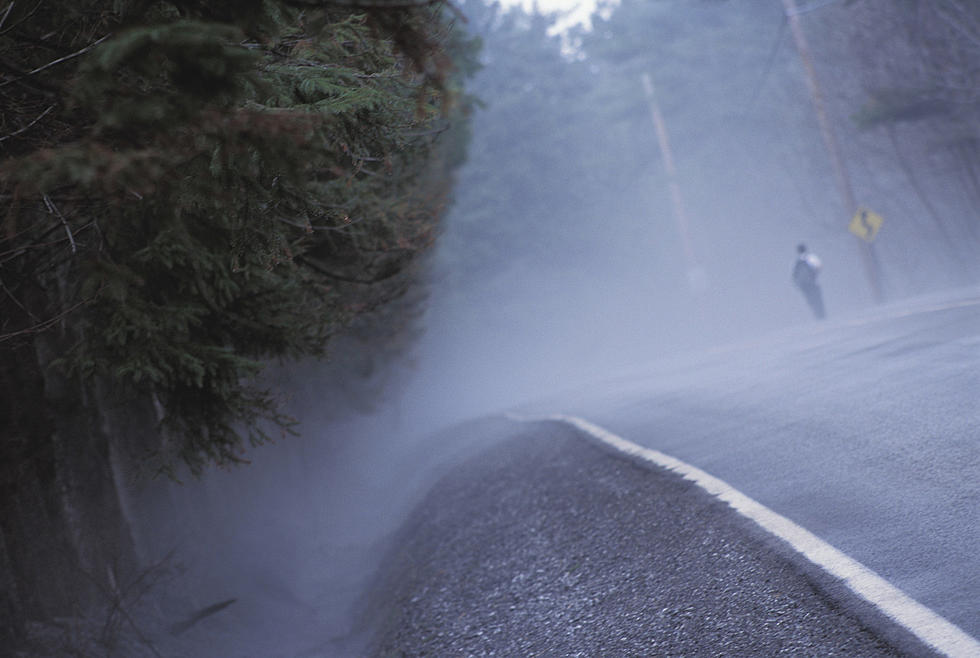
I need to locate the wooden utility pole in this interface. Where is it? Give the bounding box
[781,0,883,302]
[641,72,707,294]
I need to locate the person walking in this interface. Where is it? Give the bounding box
[792,243,825,319]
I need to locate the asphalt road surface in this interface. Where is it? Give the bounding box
[525,287,980,641]
[367,287,979,656]
[368,420,929,656]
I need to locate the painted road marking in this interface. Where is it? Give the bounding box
[518,413,980,658]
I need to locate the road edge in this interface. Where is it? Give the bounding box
[512,413,979,658]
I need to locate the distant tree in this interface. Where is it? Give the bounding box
[841,0,980,251]
[437,0,614,294]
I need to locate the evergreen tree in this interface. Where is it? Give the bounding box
[0,0,476,473]
[0,2,476,642]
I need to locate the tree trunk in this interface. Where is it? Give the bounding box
[0,288,145,640]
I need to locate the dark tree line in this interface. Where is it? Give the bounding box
[0,0,476,649]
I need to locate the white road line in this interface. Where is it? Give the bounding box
[520,413,980,658]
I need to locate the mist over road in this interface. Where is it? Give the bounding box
[366,287,979,656]
[174,287,979,657]
[513,286,980,641]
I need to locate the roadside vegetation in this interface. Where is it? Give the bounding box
[0,0,476,649]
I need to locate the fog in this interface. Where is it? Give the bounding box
[146,1,980,655]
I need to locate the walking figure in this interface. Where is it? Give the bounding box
[793,243,825,319]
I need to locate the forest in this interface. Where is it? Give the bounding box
[1,0,977,654]
[0,0,476,652]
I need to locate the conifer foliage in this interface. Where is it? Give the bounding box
[0,0,473,472]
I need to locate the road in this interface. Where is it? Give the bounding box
[368,420,920,656]
[243,284,980,656]
[514,286,980,642]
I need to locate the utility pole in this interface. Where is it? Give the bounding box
[641,72,707,294]
[781,0,883,302]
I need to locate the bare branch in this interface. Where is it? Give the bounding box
[169,599,237,636]
[43,194,76,253]
[0,0,42,36]
[940,0,980,48]
[0,220,96,264]
[0,33,111,88]
[0,2,14,33]
[0,296,87,343]
[933,3,980,52]
[0,103,55,143]
[0,274,40,323]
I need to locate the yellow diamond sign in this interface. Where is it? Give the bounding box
[849,207,883,242]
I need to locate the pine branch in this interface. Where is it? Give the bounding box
[275,215,363,232]
[296,254,405,284]
[285,0,445,8]
[0,0,477,471]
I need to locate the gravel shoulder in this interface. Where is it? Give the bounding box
[361,418,938,657]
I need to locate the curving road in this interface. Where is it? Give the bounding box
[517,286,980,642]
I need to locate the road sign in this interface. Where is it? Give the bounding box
[849,207,883,242]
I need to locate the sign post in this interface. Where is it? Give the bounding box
[782,0,883,302]
[848,208,884,242]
